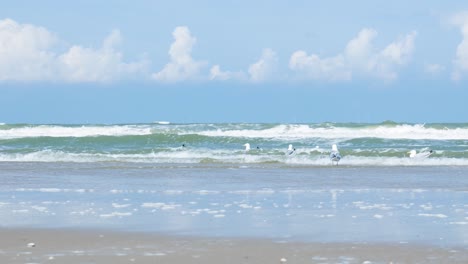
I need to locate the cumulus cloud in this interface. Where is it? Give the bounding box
[289,28,417,81]
[248,48,278,82]
[152,26,205,82]
[371,31,417,80]
[0,18,57,81]
[209,65,246,81]
[289,51,351,81]
[344,28,377,70]
[59,29,148,82]
[210,49,279,82]
[451,12,468,81]
[0,18,147,82]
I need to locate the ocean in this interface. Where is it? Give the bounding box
[1,122,468,165]
[0,122,467,246]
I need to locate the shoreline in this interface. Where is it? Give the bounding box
[1,227,467,263]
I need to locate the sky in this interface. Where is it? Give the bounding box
[0,0,468,123]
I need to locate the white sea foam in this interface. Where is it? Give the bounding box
[12,209,29,213]
[0,125,152,139]
[70,208,96,216]
[112,203,131,208]
[418,213,448,218]
[196,190,220,195]
[141,202,165,208]
[318,214,335,218]
[450,222,468,225]
[353,202,392,210]
[195,124,468,140]
[144,252,166,256]
[99,212,132,218]
[15,188,94,193]
[39,188,61,193]
[238,204,253,209]
[31,206,48,212]
[1,149,468,166]
[141,203,181,210]
[420,204,433,210]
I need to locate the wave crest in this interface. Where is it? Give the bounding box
[0,125,152,139]
[196,124,468,140]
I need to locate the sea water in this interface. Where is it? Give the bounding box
[0,122,467,165]
[0,122,467,246]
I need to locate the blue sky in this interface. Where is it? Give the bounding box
[0,1,467,123]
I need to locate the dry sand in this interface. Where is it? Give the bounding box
[0,228,467,263]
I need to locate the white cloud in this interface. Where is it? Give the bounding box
[152,26,205,82]
[0,18,147,82]
[0,19,422,84]
[289,28,417,81]
[344,28,377,70]
[57,29,148,82]
[451,12,468,81]
[248,48,278,82]
[59,30,148,82]
[289,51,351,81]
[0,18,57,81]
[209,65,246,81]
[371,31,417,80]
[380,32,416,65]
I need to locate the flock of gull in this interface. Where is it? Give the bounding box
[241,143,433,165]
[243,143,343,165]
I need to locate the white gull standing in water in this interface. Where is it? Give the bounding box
[330,144,341,165]
[286,144,296,155]
[243,143,251,151]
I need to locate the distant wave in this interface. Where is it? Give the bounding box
[0,124,152,139]
[1,123,468,140]
[195,124,468,140]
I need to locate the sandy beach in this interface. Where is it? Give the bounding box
[1,228,467,263]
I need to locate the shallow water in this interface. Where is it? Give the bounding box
[0,162,466,246]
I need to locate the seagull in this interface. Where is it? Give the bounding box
[408,149,433,158]
[286,144,296,155]
[243,143,251,151]
[330,144,341,165]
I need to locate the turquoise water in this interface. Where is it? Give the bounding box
[0,122,467,165]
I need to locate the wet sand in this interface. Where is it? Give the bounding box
[1,228,467,264]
